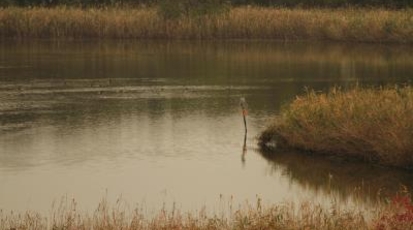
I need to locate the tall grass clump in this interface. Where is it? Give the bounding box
[259,86,413,169]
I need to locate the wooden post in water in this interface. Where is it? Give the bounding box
[241,129,247,164]
[240,97,248,133]
[240,97,248,165]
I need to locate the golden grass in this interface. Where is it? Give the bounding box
[0,6,412,42]
[3,194,413,230]
[0,197,370,230]
[7,192,413,230]
[2,191,413,230]
[259,86,413,169]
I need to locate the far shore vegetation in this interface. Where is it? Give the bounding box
[259,85,413,170]
[1,191,413,230]
[2,0,412,9]
[0,0,412,42]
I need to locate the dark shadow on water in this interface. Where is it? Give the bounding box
[258,147,413,205]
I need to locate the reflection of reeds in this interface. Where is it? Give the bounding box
[258,148,413,205]
[0,7,412,42]
[259,86,413,169]
[2,40,412,86]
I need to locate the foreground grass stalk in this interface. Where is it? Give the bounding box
[2,194,413,230]
[0,6,412,42]
[0,199,370,230]
[259,86,413,169]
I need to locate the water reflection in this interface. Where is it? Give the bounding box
[258,148,413,205]
[1,40,412,85]
[0,40,413,213]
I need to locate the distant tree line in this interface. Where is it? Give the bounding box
[1,0,411,8]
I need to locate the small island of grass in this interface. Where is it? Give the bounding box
[259,86,413,169]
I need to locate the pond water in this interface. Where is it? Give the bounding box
[0,40,413,215]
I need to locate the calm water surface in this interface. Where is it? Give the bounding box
[1,40,413,214]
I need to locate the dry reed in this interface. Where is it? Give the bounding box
[259,86,413,169]
[4,196,413,230]
[0,197,371,230]
[2,191,413,230]
[0,6,412,42]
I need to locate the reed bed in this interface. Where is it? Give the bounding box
[2,194,413,230]
[259,86,413,169]
[0,6,412,42]
[0,197,375,230]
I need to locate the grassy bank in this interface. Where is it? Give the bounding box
[2,195,413,230]
[259,86,413,169]
[0,6,412,42]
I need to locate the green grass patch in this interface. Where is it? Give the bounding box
[259,86,413,169]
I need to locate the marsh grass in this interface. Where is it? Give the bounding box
[0,197,371,230]
[0,6,412,42]
[3,193,413,230]
[259,86,413,169]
